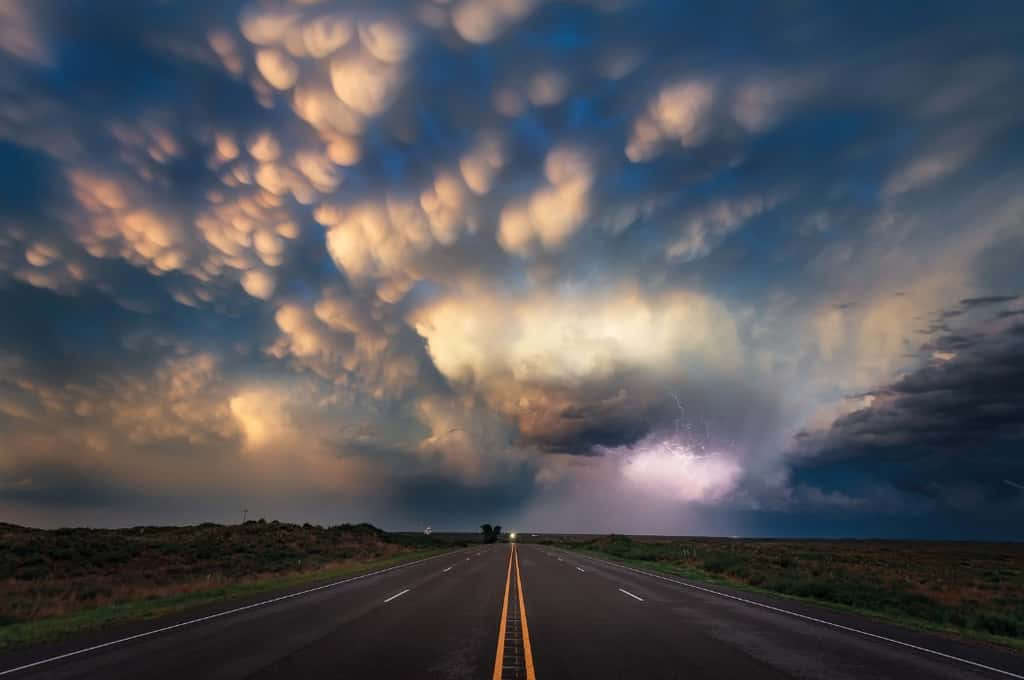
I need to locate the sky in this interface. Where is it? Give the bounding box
[1,0,1022,538]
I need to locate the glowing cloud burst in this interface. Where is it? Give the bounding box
[615,434,742,504]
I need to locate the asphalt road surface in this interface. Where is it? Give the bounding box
[2,543,1023,679]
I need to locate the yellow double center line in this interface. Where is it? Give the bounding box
[493,547,514,678]
[492,543,536,680]
[515,545,536,679]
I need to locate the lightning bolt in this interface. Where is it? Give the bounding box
[666,390,713,456]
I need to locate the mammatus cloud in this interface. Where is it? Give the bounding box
[626,81,715,163]
[497,146,593,256]
[1,0,1023,535]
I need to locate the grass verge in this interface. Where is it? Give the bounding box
[565,545,1024,654]
[0,547,454,654]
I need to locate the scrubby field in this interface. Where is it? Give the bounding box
[547,534,1024,648]
[0,521,458,650]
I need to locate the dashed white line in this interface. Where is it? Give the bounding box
[572,551,1024,680]
[0,549,460,678]
[443,566,453,573]
[384,588,411,603]
[619,588,644,602]
[576,566,585,573]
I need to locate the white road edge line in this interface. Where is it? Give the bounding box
[572,550,1024,680]
[618,588,644,602]
[384,588,411,603]
[0,550,460,678]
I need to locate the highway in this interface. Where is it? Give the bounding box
[2,543,1022,679]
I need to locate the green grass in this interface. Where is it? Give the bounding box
[550,535,1024,652]
[0,546,454,653]
[0,520,467,653]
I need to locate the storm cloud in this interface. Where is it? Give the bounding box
[796,317,1024,457]
[1,0,1023,536]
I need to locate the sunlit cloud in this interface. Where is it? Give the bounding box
[626,81,715,162]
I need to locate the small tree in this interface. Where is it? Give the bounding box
[480,524,502,543]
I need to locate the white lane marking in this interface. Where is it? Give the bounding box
[619,588,644,602]
[557,557,563,562]
[465,557,470,561]
[443,566,453,573]
[576,567,585,573]
[384,588,411,603]
[572,551,1024,680]
[0,550,461,678]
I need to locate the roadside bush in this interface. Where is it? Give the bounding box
[701,554,745,575]
[970,613,1020,637]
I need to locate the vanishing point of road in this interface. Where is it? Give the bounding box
[2,543,1022,679]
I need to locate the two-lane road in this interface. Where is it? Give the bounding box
[2,543,1023,679]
